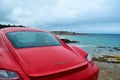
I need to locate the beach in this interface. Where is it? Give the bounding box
[96,61,120,80]
[52,31,120,80]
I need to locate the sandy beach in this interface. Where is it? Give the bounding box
[96,61,120,80]
[93,54,120,80]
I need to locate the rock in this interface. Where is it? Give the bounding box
[97,46,106,48]
[107,58,120,63]
[61,38,79,43]
[109,49,113,51]
[92,55,120,63]
[113,47,120,51]
[92,56,108,62]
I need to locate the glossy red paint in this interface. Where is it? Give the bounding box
[0,27,99,80]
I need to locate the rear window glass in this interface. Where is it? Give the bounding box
[6,31,61,48]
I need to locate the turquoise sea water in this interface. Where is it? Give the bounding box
[58,34,120,56]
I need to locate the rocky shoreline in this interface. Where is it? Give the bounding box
[60,38,120,63]
[92,55,120,63]
[91,45,120,63]
[96,46,120,52]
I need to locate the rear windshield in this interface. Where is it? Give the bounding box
[6,31,61,48]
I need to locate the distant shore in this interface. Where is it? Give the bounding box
[51,31,89,35]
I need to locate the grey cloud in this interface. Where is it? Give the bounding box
[0,0,120,33]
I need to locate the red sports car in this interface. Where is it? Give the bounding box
[0,27,99,80]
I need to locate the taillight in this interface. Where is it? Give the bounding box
[0,69,20,80]
[87,54,92,61]
[87,54,95,67]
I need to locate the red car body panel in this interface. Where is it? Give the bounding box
[0,27,99,80]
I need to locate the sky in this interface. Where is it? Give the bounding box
[0,0,120,34]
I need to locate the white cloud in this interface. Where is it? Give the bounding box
[0,0,120,33]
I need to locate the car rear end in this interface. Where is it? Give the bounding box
[0,27,99,80]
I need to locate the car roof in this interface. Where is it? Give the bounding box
[0,27,45,33]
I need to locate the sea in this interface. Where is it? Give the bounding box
[57,34,120,56]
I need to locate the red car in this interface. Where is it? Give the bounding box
[0,27,99,80]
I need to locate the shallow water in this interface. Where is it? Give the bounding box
[57,34,120,56]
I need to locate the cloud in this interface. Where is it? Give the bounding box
[0,0,14,22]
[0,0,120,33]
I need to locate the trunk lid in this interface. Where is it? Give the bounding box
[15,46,87,77]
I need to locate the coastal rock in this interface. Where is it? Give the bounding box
[107,58,120,63]
[92,55,120,63]
[97,46,106,48]
[61,38,79,43]
[92,56,107,62]
[113,47,120,51]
